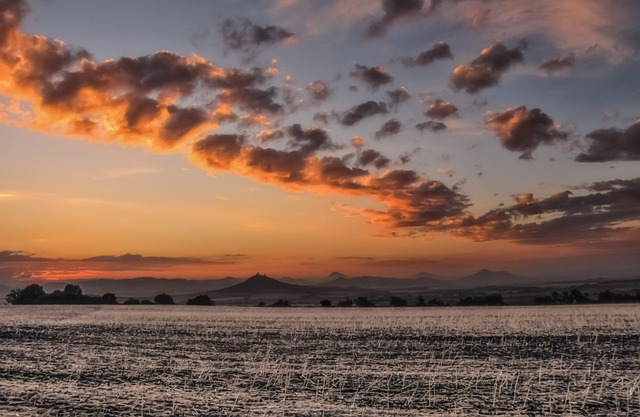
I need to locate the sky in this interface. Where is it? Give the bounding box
[0,0,639,282]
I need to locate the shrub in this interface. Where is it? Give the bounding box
[5,284,45,305]
[390,296,408,307]
[320,299,332,307]
[186,294,214,306]
[101,293,118,304]
[270,299,290,307]
[355,297,375,307]
[337,298,353,307]
[154,293,175,305]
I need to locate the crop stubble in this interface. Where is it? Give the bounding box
[0,305,639,416]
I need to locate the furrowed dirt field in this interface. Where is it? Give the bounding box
[1,305,639,416]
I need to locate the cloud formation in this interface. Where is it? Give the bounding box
[220,17,294,60]
[340,101,389,126]
[367,0,426,38]
[375,119,402,139]
[425,99,458,120]
[2,0,638,250]
[485,106,568,158]
[576,121,640,162]
[416,121,447,132]
[451,42,524,93]
[358,149,390,169]
[349,64,393,90]
[403,42,453,67]
[387,87,411,107]
[307,80,331,101]
[0,250,219,282]
[450,178,640,244]
[0,1,286,151]
[539,53,575,74]
[191,127,470,231]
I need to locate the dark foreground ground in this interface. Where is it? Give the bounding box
[0,305,639,416]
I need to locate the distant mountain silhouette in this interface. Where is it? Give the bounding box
[327,271,347,279]
[455,269,527,287]
[405,271,447,280]
[210,273,311,297]
[324,275,443,289]
[279,276,316,286]
[42,277,241,298]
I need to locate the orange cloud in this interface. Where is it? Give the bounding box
[0,0,276,151]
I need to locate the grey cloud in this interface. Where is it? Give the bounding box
[453,178,640,244]
[387,87,411,107]
[317,157,368,188]
[486,106,568,158]
[220,17,294,60]
[246,147,308,182]
[375,119,402,139]
[0,251,209,265]
[285,124,337,154]
[425,99,458,119]
[312,110,337,125]
[403,42,453,67]
[451,42,524,93]
[367,0,425,38]
[358,149,391,169]
[416,121,447,132]
[340,101,389,126]
[307,80,331,101]
[540,53,575,74]
[349,64,393,90]
[218,86,283,115]
[576,121,640,162]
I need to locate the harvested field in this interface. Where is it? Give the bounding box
[1,305,639,416]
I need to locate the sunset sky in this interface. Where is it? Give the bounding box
[1,0,639,282]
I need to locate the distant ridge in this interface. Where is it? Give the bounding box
[41,276,241,298]
[455,269,526,287]
[324,274,442,289]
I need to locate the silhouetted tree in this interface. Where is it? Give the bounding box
[457,293,505,306]
[64,284,83,297]
[186,294,214,306]
[101,293,118,304]
[123,298,140,305]
[5,284,45,304]
[257,301,266,307]
[390,296,408,307]
[270,299,290,307]
[47,289,66,304]
[355,296,375,307]
[337,298,353,307]
[427,298,446,306]
[140,299,154,305]
[570,289,590,304]
[415,295,426,306]
[320,299,332,307]
[154,293,175,305]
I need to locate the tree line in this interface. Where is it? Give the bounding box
[6,283,639,307]
[533,289,640,305]
[4,283,215,306]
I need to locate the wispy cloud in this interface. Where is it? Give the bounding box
[100,167,159,179]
